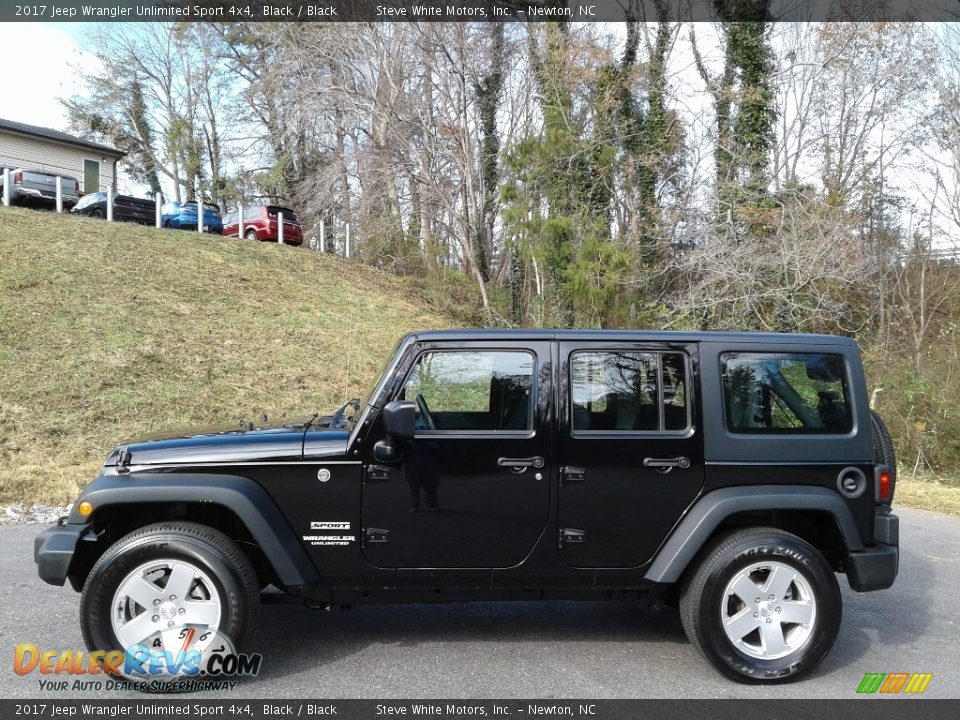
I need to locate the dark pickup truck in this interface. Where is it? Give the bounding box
[36,329,898,683]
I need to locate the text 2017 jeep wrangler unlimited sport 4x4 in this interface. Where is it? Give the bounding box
[36,330,899,683]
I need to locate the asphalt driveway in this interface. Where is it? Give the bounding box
[1,507,956,699]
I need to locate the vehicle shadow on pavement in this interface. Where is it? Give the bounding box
[818,548,935,678]
[244,600,688,684]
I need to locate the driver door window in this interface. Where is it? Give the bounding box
[401,351,534,432]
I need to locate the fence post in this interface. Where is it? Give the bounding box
[2,168,9,206]
[278,211,284,245]
[345,222,351,258]
[55,177,63,213]
[155,191,162,228]
[319,218,325,252]
[197,198,204,234]
[238,202,244,239]
[106,189,113,222]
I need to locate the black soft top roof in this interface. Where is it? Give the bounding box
[405,328,857,346]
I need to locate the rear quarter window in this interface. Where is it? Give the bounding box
[721,352,852,434]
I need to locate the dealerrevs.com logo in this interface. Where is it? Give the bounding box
[856,672,933,694]
[13,627,262,692]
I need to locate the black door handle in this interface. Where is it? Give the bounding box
[643,456,691,469]
[497,456,545,469]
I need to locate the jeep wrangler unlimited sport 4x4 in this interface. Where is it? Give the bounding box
[36,330,899,683]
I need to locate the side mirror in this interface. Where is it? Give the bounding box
[383,400,415,440]
[373,400,415,462]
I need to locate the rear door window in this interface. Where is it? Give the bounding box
[721,352,852,434]
[570,351,690,433]
[268,206,297,222]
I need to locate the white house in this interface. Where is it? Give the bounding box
[0,117,125,194]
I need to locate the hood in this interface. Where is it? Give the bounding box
[104,415,350,467]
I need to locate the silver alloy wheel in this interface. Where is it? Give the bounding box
[110,559,222,649]
[720,560,817,660]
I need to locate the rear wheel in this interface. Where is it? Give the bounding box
[90,208,104,219]
[245,229,258,241]
[680,527,841,683]
[80,522,259,673]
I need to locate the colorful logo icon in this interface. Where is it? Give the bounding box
[857,672,933,694]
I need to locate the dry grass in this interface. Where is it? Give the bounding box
[895,475,960,518]
[0,207,461,504]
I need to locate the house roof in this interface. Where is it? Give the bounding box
[0,117,126,158]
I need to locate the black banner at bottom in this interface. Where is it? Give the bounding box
[1,699,958,720]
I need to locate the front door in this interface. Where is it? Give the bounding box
[558,342,704,567]
[83,159,100,194]
[361,342,551,568]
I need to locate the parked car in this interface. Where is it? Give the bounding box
[160,200,223,234]
[71,192,156,224]
[36,329,899,684]
[222,204,303,246]
[0,166,79,208]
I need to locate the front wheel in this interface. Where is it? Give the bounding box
[245,229,258,241]
[80,522,259,674]
[679,527,841,683]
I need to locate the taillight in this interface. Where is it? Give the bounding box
[878,469,891,503]
[14,171,22,184]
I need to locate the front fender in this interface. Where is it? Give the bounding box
[644,485,864,584]
[70,472,319,588]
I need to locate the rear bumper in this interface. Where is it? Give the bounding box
[34,521,89,587]
[847,513,899,592]
[171,221,223,233]
[12,187,78,205]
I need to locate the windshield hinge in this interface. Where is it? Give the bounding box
[116,447,132,474]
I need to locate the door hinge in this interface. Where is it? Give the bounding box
[561,466,585,485]
[366,465,391,483]
[559,528,585,547]
[364,527,390,545]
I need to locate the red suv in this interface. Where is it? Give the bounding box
[222,205,303,246]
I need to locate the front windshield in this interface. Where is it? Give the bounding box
[359,338,404,410]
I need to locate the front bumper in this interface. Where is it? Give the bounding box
[846,513,899,592]
[34,521,90,587]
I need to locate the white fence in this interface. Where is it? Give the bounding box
[1,174,352,255]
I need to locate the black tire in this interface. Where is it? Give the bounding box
[680,527,841,684]
[870,410,897,491]
[80,522,259,661]
[245,229,258,241]
[163,220,172,228]
[90,208,104,219]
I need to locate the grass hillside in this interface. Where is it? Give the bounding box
[0,207,461,505]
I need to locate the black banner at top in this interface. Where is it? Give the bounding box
[2,0,959,23]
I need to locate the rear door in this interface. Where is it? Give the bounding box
[361,341,552,568]
[557,341,704,567]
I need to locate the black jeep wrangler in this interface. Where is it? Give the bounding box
[36,329,899,683]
